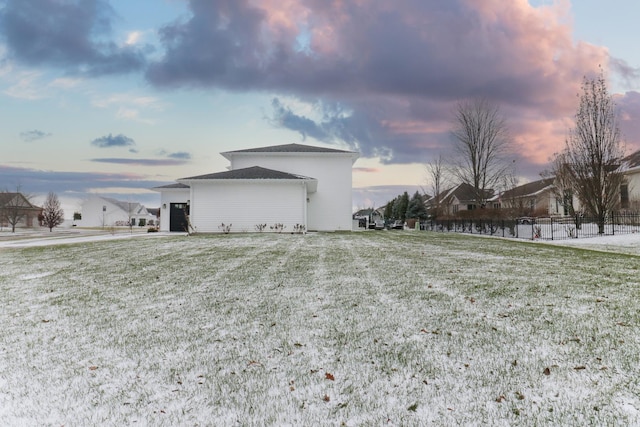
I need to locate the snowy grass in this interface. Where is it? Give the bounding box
[0,231,639,425]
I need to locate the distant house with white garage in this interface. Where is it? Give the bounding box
[77,195,157,228]
[153,143,359,232]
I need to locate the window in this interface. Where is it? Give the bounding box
[621,184,629,209]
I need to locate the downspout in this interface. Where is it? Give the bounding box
[303,181,308,232]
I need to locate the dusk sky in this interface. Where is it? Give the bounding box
[2,0,640,216]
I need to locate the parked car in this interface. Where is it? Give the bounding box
[391,220,404,230]
[374,219,385,230]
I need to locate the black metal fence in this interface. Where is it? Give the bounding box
[422,213,640,241]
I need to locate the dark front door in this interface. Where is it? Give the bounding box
[170,203,189,232]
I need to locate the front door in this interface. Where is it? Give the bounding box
[169,203,189,232]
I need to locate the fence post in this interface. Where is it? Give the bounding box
[612,212,615,236]
[551,217,554,240]
[531,220,534,240]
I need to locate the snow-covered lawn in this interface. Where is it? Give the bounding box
[0,231,639,425]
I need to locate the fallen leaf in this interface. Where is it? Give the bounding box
[543,367,551,376]
[323,394,330,402]
[88,366,98,371]
[574,366,586,370]
[325,372,335,381]
[408,403,418,412]
[496,395,506,403]
[515,391,525,400]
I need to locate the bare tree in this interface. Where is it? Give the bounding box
[450,98,514,207]
[544,151,576,217]
[42,192,65,232]
[562,71,625,234]
[425,154,447,218]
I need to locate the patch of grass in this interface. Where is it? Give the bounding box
[0,232,639,425]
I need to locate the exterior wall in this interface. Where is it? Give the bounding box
[625,170,640,211]
[189,181,306,233]
[78,197,124,227]
[230,154,354,231]
[78,196,155,228]
[158,189,190,231]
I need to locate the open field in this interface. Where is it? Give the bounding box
[1,231,639,425]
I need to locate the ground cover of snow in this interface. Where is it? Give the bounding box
[0,230,638,425]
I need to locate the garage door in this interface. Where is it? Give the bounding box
[170,203,189,232]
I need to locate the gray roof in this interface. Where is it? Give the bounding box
[222,143,355,155]
[100,196,145,214]
[180,166,315,181]
[152,183,190,190]
[500,178,555,199]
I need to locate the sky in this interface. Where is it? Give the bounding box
[1,0,640,216]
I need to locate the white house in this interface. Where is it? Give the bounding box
[153,143,359,232]
[77,195,157,228]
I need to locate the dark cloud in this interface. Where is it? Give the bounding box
[91,158,189,166]
[0,0,148,75]
[610,57,640,89]
[0,164,169,194]
[155,150,192,160]
[20,129,52,142]
[91,133,135,148]
[143,0,612,174]
[167,152,191,160]
[3,0,633,179]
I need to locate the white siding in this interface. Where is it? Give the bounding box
[158,189,190,231]
[230,154,354,231]
[77,197,125,228]
[190,181,306,233]
[626,171,640,210]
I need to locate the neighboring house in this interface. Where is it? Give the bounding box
[620,150,640,211]
[77,195,156,228]
[499,178,564,216]
[353,208,384,229]
[427,183,495,217]
[0,192,42,229]
[153,143,359,233]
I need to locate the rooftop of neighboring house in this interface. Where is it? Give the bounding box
[436,183,495,204]
[500,177,555,200]
[0,192,41,210]
[621,149,640,170]
[93,196,147,215]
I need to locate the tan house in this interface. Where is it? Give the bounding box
[427,183,495,217]
[498,178,563,216]
[0,192,42,230]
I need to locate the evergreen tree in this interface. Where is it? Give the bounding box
[397,192,410,221]
[406,191,427,220]
[384,197,395,219]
